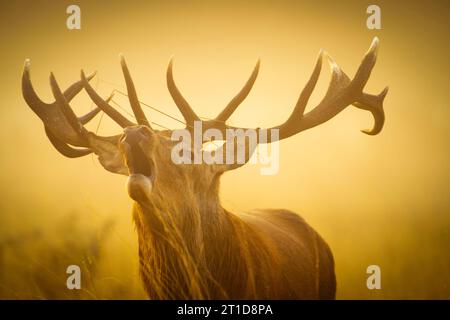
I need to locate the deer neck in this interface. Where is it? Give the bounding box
[131,178,236,298]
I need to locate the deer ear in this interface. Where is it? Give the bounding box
[86,133,129,175]
[206,136,258,173]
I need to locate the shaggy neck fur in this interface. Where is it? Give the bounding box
[132,172,279,299]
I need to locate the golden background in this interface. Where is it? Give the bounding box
[0,0,449,299]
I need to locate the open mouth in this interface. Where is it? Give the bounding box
[123,142,155,201]
[126,143,153,178]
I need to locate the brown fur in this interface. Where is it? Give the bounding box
[125,128,336,299]
[23,39,388,299]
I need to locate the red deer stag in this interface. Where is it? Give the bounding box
[22,38,387,299]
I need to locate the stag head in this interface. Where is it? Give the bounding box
[22,38,387,207]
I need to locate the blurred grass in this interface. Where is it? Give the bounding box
[0,210,147,299]
[0,207,449,299]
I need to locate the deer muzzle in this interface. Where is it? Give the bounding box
[120,127,155,201]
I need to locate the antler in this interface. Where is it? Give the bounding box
[273,37,387,138]
[23,39,387,174]
[167,58,260,130]
[168,37,387,141]
[22,55,151,174]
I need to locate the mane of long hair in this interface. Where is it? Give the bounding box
[131,166,282,299]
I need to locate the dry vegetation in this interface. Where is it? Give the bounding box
[0,208,449,299]
[0,211,146,299]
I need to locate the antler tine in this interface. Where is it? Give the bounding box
[279,50,323,138]
[349,37,388,135]
[203,37,386,150]
[78,92,114,125]
[354,86,388,135]
[166,58,200,126]
[50,72,88,136]
[44,126,92,158]
[350,37,379,93]
[295,37,385,136]
[22,60,47,115]
[63,71,97,102]
[215,59,260,122]
[81,70,135,128]
[268,37,386,141]
[22,60,98,152]
[22,59,96,117]
[22,60,128,174]
[45,71,94,157]
[119,54,151,127]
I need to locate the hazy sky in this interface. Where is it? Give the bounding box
[0,0,449,298]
